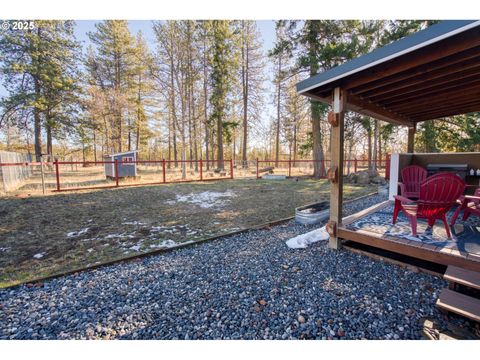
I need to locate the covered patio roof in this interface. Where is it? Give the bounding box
[296,20,480,126]
[296,20,480,253]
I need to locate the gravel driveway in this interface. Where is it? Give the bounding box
[0,194,450,339]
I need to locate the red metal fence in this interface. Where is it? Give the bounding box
[0,155,390,194]
[256,155,390,180]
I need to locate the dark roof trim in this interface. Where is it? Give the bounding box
[296,20,480,94]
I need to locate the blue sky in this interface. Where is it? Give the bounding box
[74,20,276,53]
[0,20,278,139]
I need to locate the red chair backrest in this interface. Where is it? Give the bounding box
[418,173,465,217]
[401,165,427,194]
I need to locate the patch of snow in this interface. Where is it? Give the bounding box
[129,245,141,251]
[286,226,329,249]
[149,239,179,249]
[87,248,94,253]
[122,221,146,226]
[165,191,236,209]
[104,232,135,239]
[0,247,11,253]
[33,252,45,259]
[66,228,89,238]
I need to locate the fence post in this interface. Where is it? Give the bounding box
[321,159,325,178]
[40,156,46,195]
[354,158,358,173]
[115,159,119,187]
[162,159,166,183]
[288,159,291,177]
[256,158,259,179]
[230,159,233,179]
[54,159,60,191]
[200,159,203,181]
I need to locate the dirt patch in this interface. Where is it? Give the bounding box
[0,178,376,287]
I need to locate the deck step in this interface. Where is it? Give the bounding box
[444,265,480,290]
[436,288,480,322]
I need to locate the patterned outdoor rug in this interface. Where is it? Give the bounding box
[346,203,480,255]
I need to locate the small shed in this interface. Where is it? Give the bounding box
[104,150,138,179]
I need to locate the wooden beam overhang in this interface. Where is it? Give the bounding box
[350,46,480,96]
[345,93,414,127]
[342,26,480,92]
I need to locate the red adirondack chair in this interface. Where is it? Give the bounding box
[393,173,465,238]
[398,165,427,199]
[450,187,480,226]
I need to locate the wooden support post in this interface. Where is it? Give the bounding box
[230,159,233,179]
[54,159,60,191]
[407,124,416,153]
[199,159,203,181]
[162,159,166,183]
[288,159,291,177]
[354,158,358,173]
[256,158,259,179]
[329,87,345,250]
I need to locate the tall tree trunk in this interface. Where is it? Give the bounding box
[372,119,378,172]
[217,116,224,170]
[136,73,142,152]
[169,37,178,168]
[311,101,326,178]
[203,29,210,171]
[127,114,132,151]
[275,56,281,166]
[93,127,97,162]
[241,25,249,169]
[367,125,372,172]
[33,76,42,161]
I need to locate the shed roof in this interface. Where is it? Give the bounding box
[296,20,480,126]
[104,150,138,158]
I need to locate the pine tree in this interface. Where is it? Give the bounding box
[209,20,238,170]
[87,20,137,153]
[0,20,80,160]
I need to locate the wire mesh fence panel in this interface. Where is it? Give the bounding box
[131,161,164,185]
[231,160,257,179]
[0,155,390,194]
[57,161,114,191]
[200,160,233,181]
[164,161,201,183]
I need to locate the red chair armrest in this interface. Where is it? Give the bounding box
[465,195,480,201]
[394,195,415,204]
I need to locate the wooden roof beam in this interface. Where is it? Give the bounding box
[392,90,480,113]
[408,100,480,118]
[412,104,480,122]
[343,28,480,91]
[362,57,480,101]
[346,93,414,126]
[379,79,480,107]
[350,45,480,95]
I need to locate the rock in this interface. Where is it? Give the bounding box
[371,176,386,185]
[258,299,267,306]
[338,328,345,337]
[356,171,371,184]
[298,315,306,324]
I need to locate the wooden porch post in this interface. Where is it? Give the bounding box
[407,124,416,153]
[327,87,345,250]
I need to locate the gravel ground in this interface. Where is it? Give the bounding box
[0,194,456,340]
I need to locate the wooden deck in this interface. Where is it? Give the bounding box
[338,200,480,272]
